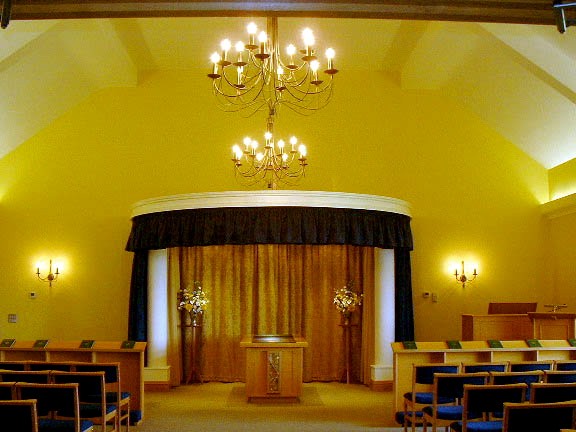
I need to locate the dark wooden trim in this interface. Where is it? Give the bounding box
[10,1,556,25]
[144,381,171,392]
[370,379,393,392]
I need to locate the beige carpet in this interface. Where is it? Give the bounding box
[139,382,403,431]
[226,384,324,407]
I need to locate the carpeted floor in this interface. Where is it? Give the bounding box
[139,382,403,431]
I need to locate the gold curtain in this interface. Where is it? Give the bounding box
[167,244,375,384]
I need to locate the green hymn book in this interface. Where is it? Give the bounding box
[33,339,49,348]
[79,340,95,349]
[0,338,15,347]
[526,339,542,347]
[446,340,462,349]
[488,339,503,348]
[402,341,417,350]
[568,339,576,347]
[121,340,136,349]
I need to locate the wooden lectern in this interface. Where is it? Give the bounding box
[240,335,308,401]
[528,313,576,339]
[462,314,533,340]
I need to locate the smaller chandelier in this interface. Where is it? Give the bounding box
[208,17,338,116]
[231,112,307,189]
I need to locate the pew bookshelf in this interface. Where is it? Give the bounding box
[0,340,146,423]
[391,339,576,415]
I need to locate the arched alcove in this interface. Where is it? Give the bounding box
[126,190,413,388]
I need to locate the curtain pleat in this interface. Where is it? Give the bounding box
[394,248,415,342]
[126,207,413,251]
[128,250,148,342]
[168,244,374,384]
[167,250,183,387]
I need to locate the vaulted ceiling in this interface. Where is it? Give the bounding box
[1,1,575,168]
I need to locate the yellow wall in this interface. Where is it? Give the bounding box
[549,158,576,200]
[0,70,549,341]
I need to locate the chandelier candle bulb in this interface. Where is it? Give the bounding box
[208,52,221,78]
[302,28,315,59]
[246,22,258,49]
[257,31,268,59]
[286,44,297,68]
[325,48,335,71]
[310,60,321,84]
[234,41,246,66]
[220,39,231,66]
[236,66,244,86]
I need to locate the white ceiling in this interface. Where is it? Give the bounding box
[0,17,575,169]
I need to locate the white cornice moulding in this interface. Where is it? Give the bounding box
[131,190,412,219]
[541,193,576,219]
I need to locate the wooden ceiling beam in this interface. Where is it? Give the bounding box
[6,1,558,25]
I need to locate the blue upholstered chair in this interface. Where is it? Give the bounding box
[0,381,16,399]
[0,370,51,384]
[51,371,119,432]
[450,383,527,432]
[402,363,460,432]
[0,399,39,432]
[28,362,73,372]
[508,360,553,372]
[0,361,28,371]
[502,401,576,432]
[74,362,130,431]
[489,371,544,402]
[544,370,576,383]
[422,372,489,432]
[15,382,94,432]
[555,360,576,371]
[462,362,508,373]
[529,382,576,403]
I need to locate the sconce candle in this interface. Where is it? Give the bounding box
[454,260,477,288]
[36,259,60,287]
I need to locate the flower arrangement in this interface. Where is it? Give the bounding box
[333,281,363,315]
[178,281,209,315]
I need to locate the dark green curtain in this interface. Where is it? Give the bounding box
[128,250,148,342]
[126,206,414,342]
[394,248,415,342]
[126,207,413,251]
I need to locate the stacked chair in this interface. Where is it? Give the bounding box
[75,363,131,431]
[400,363,461,432]
[422,372,489,432]
[489,370,544,401]
[51,371,119,432]
[530,382,576,403]
[16,382,94,432]
[450,383,527,432]
[0,399,39,432]
[502,401,576,432]
[0,370,52,384]
[397,359,576,432]
[0,360,129,431]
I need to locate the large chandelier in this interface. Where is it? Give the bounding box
[207,17,338,116]
[231,112,307,190]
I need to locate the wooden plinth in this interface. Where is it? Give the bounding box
[240,337,307,401]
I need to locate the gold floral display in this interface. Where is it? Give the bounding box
[178,281,209,315]
[333,281,363,315]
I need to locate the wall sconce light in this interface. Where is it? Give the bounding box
[454,260,477,288]
[36,259,60,287]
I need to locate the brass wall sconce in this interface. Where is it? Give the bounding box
[454,260,477,288]
[36,259,59,287]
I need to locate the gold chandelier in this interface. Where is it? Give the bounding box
[207,17,338,116]
[231,112,307,189]
[208,17,337,188]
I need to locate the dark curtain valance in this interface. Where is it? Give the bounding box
[126,206,413,251]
